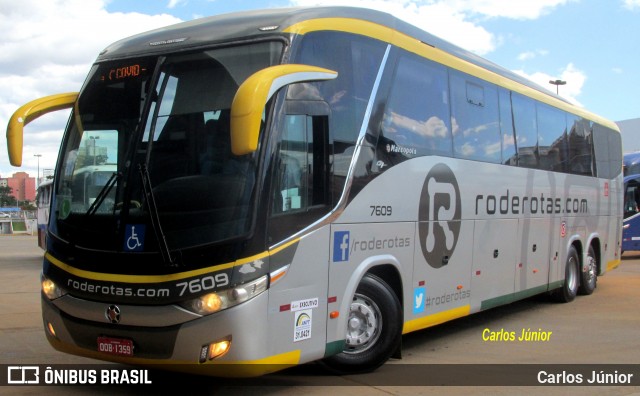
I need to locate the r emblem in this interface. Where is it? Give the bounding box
[418,163,461,268]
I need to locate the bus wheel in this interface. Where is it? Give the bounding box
[553,246,579,303]
[322,274,402,374]
[579,245,597,295]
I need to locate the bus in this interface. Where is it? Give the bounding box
[623,151,640,176]
[6,7,623,376]
[622,173,640,252]
[36,180,53,249]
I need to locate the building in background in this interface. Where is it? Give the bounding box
[0,172,36,203]
[617,118,640,153]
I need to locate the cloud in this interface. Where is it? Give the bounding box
[0,0,182,177]
[167,0,187,9]
[514,63,586,106]
[288,0,498,55]
[517,49,549,61]
[288,0,575,55]
[623,0,640,10]
[443,0,577,20]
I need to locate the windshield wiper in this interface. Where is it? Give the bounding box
[138,164,177,267]
[86,172,120,216]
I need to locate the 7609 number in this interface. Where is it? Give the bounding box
[370,205,392,216]
[176,274,230,297]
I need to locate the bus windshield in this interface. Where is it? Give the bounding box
[53,41,282,252]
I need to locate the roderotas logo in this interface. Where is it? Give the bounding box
[418,163,461,268]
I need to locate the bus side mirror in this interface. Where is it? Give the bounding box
[230,64,337,156]
[6,92,78,166]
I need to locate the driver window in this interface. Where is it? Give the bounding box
[624,180,640,219]
[268,113,330,243]
[273,115,310,214]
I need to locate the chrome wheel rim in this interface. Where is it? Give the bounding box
[567,255,578,292]
[585,253,597,286]
[344,293,382,354]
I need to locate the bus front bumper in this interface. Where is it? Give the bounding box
[41,291,300,377]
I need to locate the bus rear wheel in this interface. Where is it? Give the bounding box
[553,246,579,303]
[322,274,402,374]
[579,245,597,295]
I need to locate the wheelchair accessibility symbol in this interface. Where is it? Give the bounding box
[124,224,145,252]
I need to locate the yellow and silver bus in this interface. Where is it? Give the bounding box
[6,7,623,376]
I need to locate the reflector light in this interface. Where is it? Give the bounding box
[47,322,56,337]
[209,340,231,360]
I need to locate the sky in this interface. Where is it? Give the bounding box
[1,0,639,179]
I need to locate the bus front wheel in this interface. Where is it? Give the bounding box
[322,274,402,374]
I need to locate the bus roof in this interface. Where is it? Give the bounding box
[96,6,617,130]
[97,7,551,96]
[624,151,640,165]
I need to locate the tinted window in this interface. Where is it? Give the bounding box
[450,71,500,163]
[290,31,386,145]
[381,53,452,157]
[499,89,517,165]
[269,113,330,242]
[568,118,594,176]
[512,93,538,168]
[537,104,568,172]
[624,178,640,219]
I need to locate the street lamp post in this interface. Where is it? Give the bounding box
[549,79,566,95]
[89,136,100,165]
[34,154,42,188]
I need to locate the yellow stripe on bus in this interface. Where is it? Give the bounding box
[44,237,299,284]
[606,258,621,272]
[402,305,471,335]
[284,18,618,131]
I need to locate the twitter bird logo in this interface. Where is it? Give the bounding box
[413,287,425,314]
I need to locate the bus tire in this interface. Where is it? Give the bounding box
[322,274,402,374]
[579,245,597,295]
[553,246,579,303]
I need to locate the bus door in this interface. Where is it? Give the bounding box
[622,176,640,252]
[266,100,333,359]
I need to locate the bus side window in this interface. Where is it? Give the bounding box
[512,93,538,169]
[624,181,640,219]
[269,113,330,243]
[380,53,452,159]
[273,115,308,213]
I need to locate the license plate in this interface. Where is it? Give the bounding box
[97,336,134,356]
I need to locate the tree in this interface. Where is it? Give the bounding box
[0,186,16,207]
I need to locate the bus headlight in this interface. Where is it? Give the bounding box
[181,275,268,316]
[41,274,67,300]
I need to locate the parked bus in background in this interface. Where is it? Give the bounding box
[623,151,640,176]
[622,173,640,252]
[36,180,53,249]
[622,152,640,252]
[6,7,623,376]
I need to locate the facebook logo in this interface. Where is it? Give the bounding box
[333,231,350,262]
